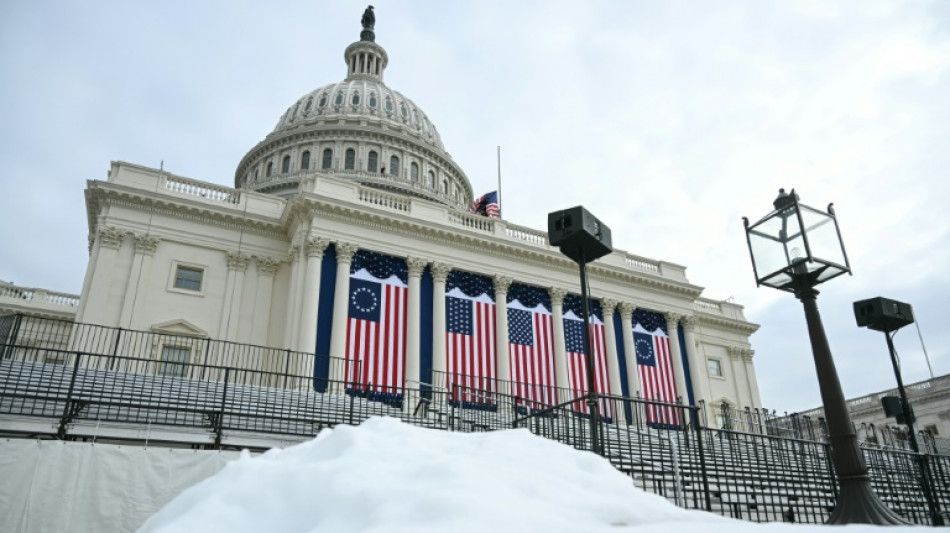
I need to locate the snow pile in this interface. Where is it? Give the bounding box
[139,417,918,533]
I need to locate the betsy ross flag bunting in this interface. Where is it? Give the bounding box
[564,305,612,418]
[469,191,500,218]
[445,270,496,404]
[345,251,408,396]
[634,310,680,428]
[507,298,556,409]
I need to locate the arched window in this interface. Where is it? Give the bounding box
[351,93,360,105]
[390,156,399,176]
[266,161,273,177]
[400,103,409,118]
[367,151,378,172]
[281,155,291,174]
[369,93,377,109]
[253,170,258,182]
[410,162,419,182]
[304,97,313,113]
[345,148,356,170]
[318,93,327,107]
[427,170,435,187]
[385,98,394,112]
[441,179,448,194]
[300,151,311,170]
[334,92,344,106]
[322,149,333,170]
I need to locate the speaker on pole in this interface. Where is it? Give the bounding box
[547,206,613,264]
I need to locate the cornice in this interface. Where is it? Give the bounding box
[86,183,286,241]
[694,312,761,335]
[287,194,704,299]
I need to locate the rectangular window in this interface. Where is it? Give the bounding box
[925,424,939,436]
[707,358,723,378]
[174,265,203,291]
[160,346,190,377]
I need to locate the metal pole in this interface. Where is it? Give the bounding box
[795,285,907,524]
[578,258,601,455]
[885,331,944,525]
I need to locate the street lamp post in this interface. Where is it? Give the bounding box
[742,189,907,524]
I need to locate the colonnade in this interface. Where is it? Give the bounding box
[288,240,705,406]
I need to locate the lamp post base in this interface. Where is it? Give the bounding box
[827,476,909,525]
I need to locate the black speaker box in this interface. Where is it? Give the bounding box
[547,206,613,263]
[853,297,915,332]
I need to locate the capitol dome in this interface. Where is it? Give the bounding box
[235,11,472,209]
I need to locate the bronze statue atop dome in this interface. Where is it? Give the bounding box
[361,6,376,41]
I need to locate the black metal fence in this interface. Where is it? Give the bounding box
[1,313,948,524]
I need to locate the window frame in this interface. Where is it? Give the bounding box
[707,357,724,378]
[159,345,190,378]
[168,262,206,296]
[322,148,333,170]
[345,148,356,170]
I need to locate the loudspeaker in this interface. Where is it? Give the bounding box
[547,206,613,263]
[853,297,915,333]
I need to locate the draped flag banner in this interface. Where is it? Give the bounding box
[633,309,680,428]
[346,251,408,402]
[563,296,611,418]
[446,271,496,405]
[507,284,556,409]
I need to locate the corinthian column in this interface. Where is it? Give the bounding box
[549,287,570,403]
[297,237,329,354]
[328,242,358,388]
[119,234,160,329]
[682,315,709,419]
[601,299,623,397]
[405,257,427,390]
[493,275,513,393]
[430,263,451,389]
[221,252,250,341]
[665,312,689,405]
[619,302,640,399]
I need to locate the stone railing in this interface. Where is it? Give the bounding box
[0,283,79,308]
[504,224,547,246]
[624,255,661,274]
[162,174,241,204]
[357,188,410,213]
[801,375,950,418]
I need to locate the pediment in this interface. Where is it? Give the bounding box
[150,319,208,338]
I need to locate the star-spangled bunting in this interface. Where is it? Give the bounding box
[345,251,407,399]
[507,284,556,409]
[633,309,680,428]
[445,270,496,404]
[563,296,611,418]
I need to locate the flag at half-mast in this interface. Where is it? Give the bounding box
[469,191,500,218]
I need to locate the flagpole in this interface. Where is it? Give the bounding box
[496,146,502,218]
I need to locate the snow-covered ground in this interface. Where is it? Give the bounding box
[139,417,920,533]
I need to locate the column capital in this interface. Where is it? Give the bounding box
[133,234,160,256]
[493,275,513,294]
[601,298,618,317]
[665,312,682,328]
[256,256,281,276]
[681,314,698,332]
[727,345,750,358]
[98,226,125,250]
[407,257,427,278]
[335,242,358,264]
[227,252,251,272]
[548,286,567,307]
[305,237,330,259]
[430,262,451,283]
[618,302,636,321]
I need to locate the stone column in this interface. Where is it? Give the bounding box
[282,241,303,349]
[405,257,427,390]
[251,257,280,348]
[328,242,358,388]
[493,275,513,394]
[682,315,710,422]
[743,349,762,409]
[119,234,159,329]
[430,263,451,388]
[297,237,329,354]
[549,287,570,403]
[601,299,623,397]
[664,312,689,405]
[221,252,250,341]
[619,303,640,399]
[77,227,125,324]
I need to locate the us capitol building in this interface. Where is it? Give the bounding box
[1,9,761,427]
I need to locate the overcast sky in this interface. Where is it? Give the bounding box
[1,1,947,413]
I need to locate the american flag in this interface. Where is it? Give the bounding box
[468,191,500,218]
[634,310,680,428]
[345,252,408,394]
[507,299,556,409]
[564,309,611,417]
[445,271,496,403]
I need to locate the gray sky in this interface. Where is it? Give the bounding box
[1,0,947,413]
